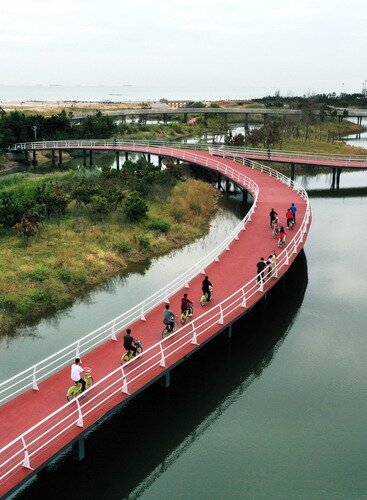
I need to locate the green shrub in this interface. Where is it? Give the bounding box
[138,234,151,251]
[29,267,50,282]
[147,219,170,234]
[58,269,73,282]
[112,241,133,254]
[0,294,17,312]
[124,191,148,223]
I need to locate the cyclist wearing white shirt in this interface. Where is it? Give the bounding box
[71,358,87,392]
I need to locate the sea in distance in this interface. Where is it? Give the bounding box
[0,84,282,103]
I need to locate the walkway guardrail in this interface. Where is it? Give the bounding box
[0,149,259,406]
[10,139,367,166]
[0,152,311,486]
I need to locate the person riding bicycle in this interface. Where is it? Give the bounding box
[202,276,213,302]
[286,208,294,228]
[123,328,139,357]
[181,293,193,317]
[269,208,278,228]
[70,358,87,392]
[163,304,176,332]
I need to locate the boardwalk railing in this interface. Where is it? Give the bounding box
[9,139,367,166]
[0,149,259,406]
[0,155,311,486]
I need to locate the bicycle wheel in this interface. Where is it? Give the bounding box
[87,376,94,387]
[162,327,169,339]
[181,313,186,325]
[66,386,80,402]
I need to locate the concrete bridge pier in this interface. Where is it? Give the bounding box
[72,436,85,462]
[217,173,222,189]
[161,370,171,389]
[225,178,231,192]
[89,150,93,167]
[331,168,336,189]
[115,150,120,170]
[290,163,295,180]
[163,114,168,125]
[225,324,232,339]
[58,150,63,167]
[83,150,87,167]
[147,153,151,163]
[336,168,342,189]
[32,150,38,167]
[23,150,30,165]
[244,113,249,133]
[125,151,129,162]
[158,156,162,168]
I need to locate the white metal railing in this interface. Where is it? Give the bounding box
[0,152,311,486]
[0,148,258,406]
[9,139,367,166]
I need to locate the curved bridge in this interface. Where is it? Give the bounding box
[10,140,367,169]
[0,145,311,497]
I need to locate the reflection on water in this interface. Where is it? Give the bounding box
[14,251,308,500]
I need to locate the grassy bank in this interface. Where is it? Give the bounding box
[0,172,219,335]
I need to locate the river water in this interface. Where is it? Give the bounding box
[7,128,367,499]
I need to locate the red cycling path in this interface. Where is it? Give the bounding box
[0,148,310,497]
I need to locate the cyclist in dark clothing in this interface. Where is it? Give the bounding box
[202,276,213,301]
[256,257,267,283]
[181,293,193,315]
[123,329,138,357]
[269,208,278,227]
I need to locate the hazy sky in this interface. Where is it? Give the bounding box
[1,0,366,96]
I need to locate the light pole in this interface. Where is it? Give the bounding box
[32,126,37,140]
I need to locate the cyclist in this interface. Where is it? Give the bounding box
[286,208,294,228]
[269,208,278,227]
[202,276,213,302]
[163,304,176,332]
[123,328,139,358]
[70,358,87,393]
[181,293,193,317]
[278,226,286,247]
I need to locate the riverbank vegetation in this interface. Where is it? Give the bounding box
[0,160,219,335]
[226,117,367,155]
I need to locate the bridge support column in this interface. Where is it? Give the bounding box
[163,114,168,125]
[331,168,336,189]
[24,150,30,165]
[147,153,151,163]
[58,150,63,167]
[244,113,249,133]
[51,150,56,166]
[161,371,171,389]
[336,168,341,189]
[158,156,162,168]
[89,150,93,167]
[225,178,231,192]
[217,173,222,189]
[183,112,188,123]
[83,149,87,167]
[125,151,129,162]
[32,150,38,167]
[72,436,85,462]
[225,324,232,339]
[115,150,120,170]
[290,163,295,180]
[176,158,180,166]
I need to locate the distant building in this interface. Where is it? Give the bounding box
[159,98,193,109]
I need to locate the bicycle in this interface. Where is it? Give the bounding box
[200,286,213,306]
[121,340,143,363]
[162,316,177,339]
[66,368,94,401]
[180,305,193,325]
